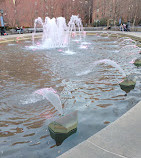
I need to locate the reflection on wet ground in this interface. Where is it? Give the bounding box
[0,34,141,157]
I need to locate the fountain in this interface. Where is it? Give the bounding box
[32,15,84,49]
[29,15,85,145]
[34,88,78,145]
[2,17,141,157]
[32,17,68,48]
[93,59,126,77]
[77,59,126,78]
[68,15,84,38]
[75,59,137,94]
[34,88,63,115]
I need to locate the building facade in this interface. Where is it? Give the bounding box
[92,0,141,26]
[0,0,140,27]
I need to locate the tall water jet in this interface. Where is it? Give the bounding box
[32,17,44,46]
[68,15,84,38]
[64,15,85,54]
[32,15,85,50]
[33,17,69,49]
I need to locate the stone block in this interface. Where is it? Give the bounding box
[48,111,78,145]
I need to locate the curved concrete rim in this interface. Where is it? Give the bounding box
[0,31,141,44]
[58,101,141,158]
[58,32,141,158]
[0,33,42,44]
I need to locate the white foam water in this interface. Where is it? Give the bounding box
[64,50,76,55]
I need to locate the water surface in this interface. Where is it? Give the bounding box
[0,33,141,158]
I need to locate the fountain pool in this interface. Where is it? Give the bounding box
[0,33,141,158]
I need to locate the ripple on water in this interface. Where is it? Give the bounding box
[0,34,141,158]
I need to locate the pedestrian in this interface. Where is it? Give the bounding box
[120,24,124,31]
[0,15,6,35]
[20,26,24,34]
[123,24,127,31]
[16,26,21,34]
[126,21,130,31]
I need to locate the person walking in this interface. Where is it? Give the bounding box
[123,24,127,31]
[0,15,5,35]
[120,24,124,31]
[126,21,130,31]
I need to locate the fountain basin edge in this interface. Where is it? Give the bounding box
[58,101,141,158]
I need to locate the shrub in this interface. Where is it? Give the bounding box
[93,18,107,27]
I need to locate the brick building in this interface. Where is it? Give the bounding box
[92,0,141,26]
[0,0,140,27]
[0,0,92,27]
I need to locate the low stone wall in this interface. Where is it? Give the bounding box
[84,26,141,32]
[6,26,141,35]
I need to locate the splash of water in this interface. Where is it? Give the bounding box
[64,50,76,55]
[32,15,84,49]
[20,94,43,105]
[93,59,126,77]
[67,15,84,52]
[120,45,140,51]
[79,45,88,49]
[68,15,84,36]
[120,38,136,45]
[129,58,136,64]
[34,88,63,115]
[77,59,126,77]
[32,17,68,49]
